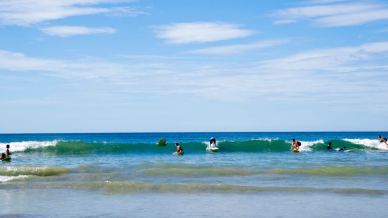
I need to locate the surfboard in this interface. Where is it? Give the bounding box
[206,144,219,152]
[173,152,184,156]
[1,157,11,162]
[206,147,219,152]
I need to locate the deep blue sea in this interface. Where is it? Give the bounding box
[1,132,388,218]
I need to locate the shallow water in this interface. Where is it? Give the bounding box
[1,132,388,217]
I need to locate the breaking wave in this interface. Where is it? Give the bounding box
[3,138,387,155]
[0,165,70,177]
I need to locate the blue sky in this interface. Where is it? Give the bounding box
[1,0,388,133]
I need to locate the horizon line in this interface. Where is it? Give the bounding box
[1,130,388,135]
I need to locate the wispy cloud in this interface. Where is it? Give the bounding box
[190,40,287,55]
[153,22,254,44]
[1,41,388,104]
[274,1,388,27]
[0,0,141,26]
[40,25,116,37]
[0,49,128,79]
[259,41,388,71]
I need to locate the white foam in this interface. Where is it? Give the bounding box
[252,138,279,142]
[0,140,59,152]
[0,175,29,182]
[299,140,324,152]
[344,138,388,150]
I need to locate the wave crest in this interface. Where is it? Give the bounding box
[0,166,70,176]
[344,138,388,150]
[3,138,387,155]
[0,140,58,152]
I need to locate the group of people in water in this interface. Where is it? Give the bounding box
[173,138,218,155]
[0,144,11,161]
[290,135,388,152]
[291,139,347,153]
[174,135,388,154]
[291,139,302,152]
[1,135,387,159]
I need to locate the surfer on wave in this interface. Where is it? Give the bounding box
[209,137,217,148]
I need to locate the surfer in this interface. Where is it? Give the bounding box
[291,139,301,152]
[1,144,11,160]
[209,137,217,148]
[206,137,219,152]
[327,142,333,151]
[3,144,10,157]
[378,135,388,145]
[175,143,184,155]
[339,146,346,152]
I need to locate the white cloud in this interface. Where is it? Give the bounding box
[274,1,388,27]
[0,49,128,79]
[307,0,349,3]
[153,22,254,44]
[40,25,116,37]
[1,41,388,104]
[259,41,388,71]
[0,0,140,26]
[190,40,287,55]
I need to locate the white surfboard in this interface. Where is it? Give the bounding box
[206,143,219,152]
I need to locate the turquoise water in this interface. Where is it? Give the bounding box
[1,132,388,217]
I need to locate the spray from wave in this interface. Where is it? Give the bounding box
[343,138,388,150]
[0,141,58,152]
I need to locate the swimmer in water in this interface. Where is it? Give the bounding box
[175,143,184,155]
[291,139,301,152]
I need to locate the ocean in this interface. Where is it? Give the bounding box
[1,132,388,218]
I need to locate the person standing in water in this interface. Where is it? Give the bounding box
[291,139,301,152]
[327,142,333,151]
[175,143,184,155]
